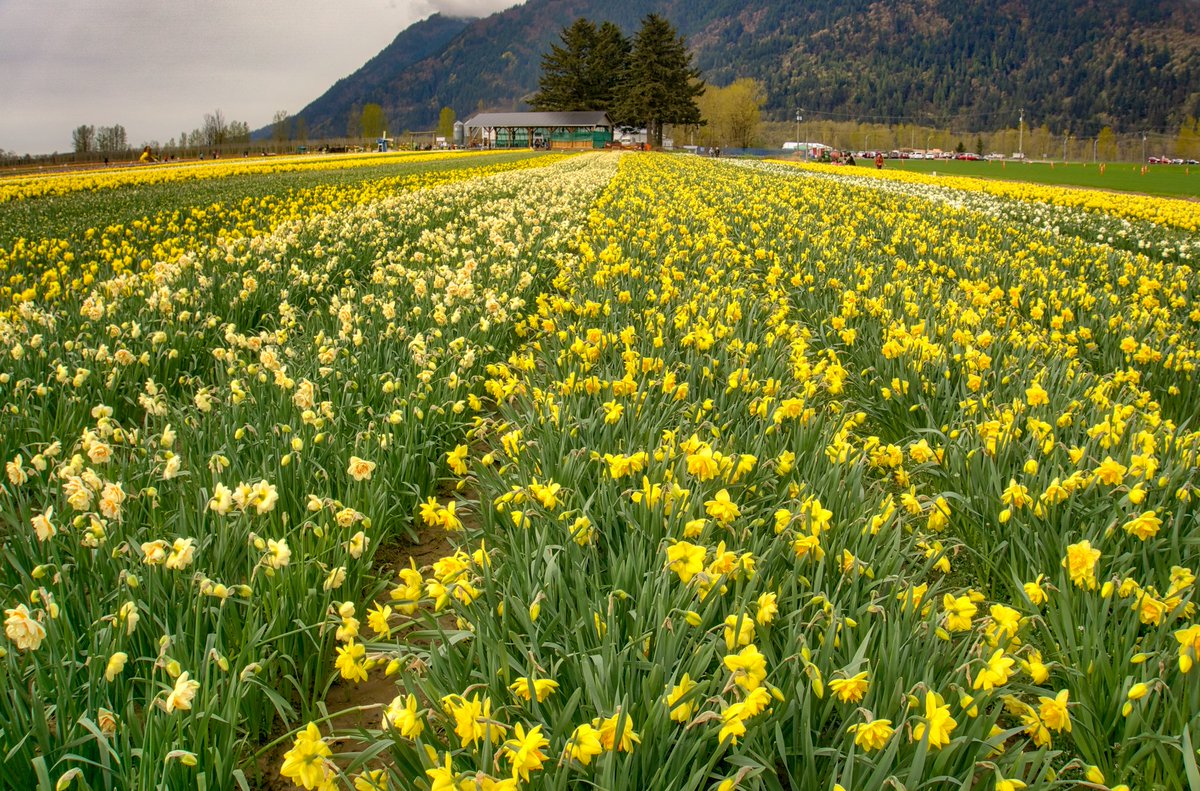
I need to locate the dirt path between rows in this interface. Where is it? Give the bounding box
[259,486,469,790]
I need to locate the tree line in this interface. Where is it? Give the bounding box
[751,117,1200,162]
[71,110,253,157]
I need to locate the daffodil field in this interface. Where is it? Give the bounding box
[3,151,1199,791]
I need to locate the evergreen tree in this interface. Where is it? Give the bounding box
[592,22,631,115]
[616,14,704,147]
[531,18,600,111]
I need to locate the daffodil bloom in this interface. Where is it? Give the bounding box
[31,507,56,542]
[1021,708,1052,747]
[280,722,333,790]
[164,672,200,713]
[1023,576,1048,606]
[5,456,27,486]
[508,677,559,702]
[665,540,706,584]
[847,717,893,752]
[503,723,550,781]
[686,444,721,480]
[446,444,469,475]
[564,723,603,765]
[912,691,957,749]
[724,644,768,690]
[755,592,778,625]
[382,694,423,739]
[102,651,127,682]
[1094,456,1128,486]
[353,769,389,791]
[346,455,376,481]
[705,488,740,525]
[927,496,951,532]
[594,710,640,752]
[602,400,623,424]
[366,603,392,637]
[334,642,368,683]
[1122,510,1162,541]
[829,671,869,703]
[165,537,197,570]
[442,693,505,747]
[1175,624,1200,672]
[974,649,1015,691]
[141,539,168,565]
[1063,540,1102,590]
[1038,689,1071,732]
[724,614,755,650]
[942,593,977,632]
[1022,650,1050,684]
[265,538,291,569]
[426,751,466,791]
[664,673,698,722]
[4,604,46,651]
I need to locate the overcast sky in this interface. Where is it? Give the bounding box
[0,0,520,155]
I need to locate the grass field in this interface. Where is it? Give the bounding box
[881,158,1199,198]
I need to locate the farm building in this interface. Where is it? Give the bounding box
[462,111,613,150]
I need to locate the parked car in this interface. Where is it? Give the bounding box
[955,153,983,161]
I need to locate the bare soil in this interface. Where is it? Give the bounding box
[255,506,465,789]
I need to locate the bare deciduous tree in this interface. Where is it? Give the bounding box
[202,109,228,146]
[72,124,95,154]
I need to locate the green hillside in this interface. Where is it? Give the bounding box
[282,0,1200,138]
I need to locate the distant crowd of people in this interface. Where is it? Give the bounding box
[819,149,886,169]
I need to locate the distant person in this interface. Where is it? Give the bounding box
[875,152,884,169]
[846,152,856,166]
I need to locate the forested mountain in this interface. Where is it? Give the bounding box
[278,0,1200,138]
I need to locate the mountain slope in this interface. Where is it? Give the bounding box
[282,0,1200,137]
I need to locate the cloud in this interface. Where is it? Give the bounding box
[424,0,524,16]
[0,0,522,154]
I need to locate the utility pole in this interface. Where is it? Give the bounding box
[1093,137,1098,163]
[796,111,802,157]
[1142,132,1148,163]
[1062,132,1069,163]
[1018,108,1024,158]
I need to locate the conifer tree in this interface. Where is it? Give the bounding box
[615,14,704,147]
[531,19,602,111]
[592,22,632,116]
